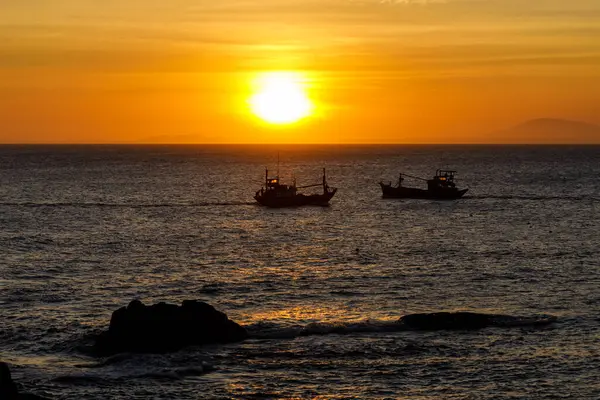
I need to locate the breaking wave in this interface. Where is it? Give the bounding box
[244,313,557,340]
[53,365,211,385]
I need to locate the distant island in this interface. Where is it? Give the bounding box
[491,118,600,144]
[132,118,600,145]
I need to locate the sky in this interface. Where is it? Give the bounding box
[1,0,600,144]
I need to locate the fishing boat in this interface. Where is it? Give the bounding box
[380,169,468,200]
[254,168,337,208]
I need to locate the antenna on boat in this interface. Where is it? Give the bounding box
[277,151,280,178]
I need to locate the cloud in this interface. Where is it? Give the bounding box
[1,0,600,80]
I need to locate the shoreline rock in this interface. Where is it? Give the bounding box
[0,362,49,400]
[93,300,248,356]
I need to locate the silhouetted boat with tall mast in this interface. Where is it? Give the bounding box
[254,167,337,208]
[380,169,468,200]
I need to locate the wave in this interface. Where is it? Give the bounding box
[245,312,557,340]
[2,197,597,208]
[53,365,211,384]
[465,195,598,201]
[0,201,256,208]
[52,374,109,385]
[131,367,208,380]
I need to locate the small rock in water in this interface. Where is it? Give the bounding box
[398,311,556,331]
[93,299,248,356]
[399,312,494,330]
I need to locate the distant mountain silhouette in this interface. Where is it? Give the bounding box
[141,134,203,144]
[492,118,600,144]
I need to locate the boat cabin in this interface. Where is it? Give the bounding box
[257,169,297,198]
[428,169,457,190]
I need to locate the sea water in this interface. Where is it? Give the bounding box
[1,145,599,399]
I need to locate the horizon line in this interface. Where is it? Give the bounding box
[1,142,600,146]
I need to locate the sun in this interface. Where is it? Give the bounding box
[249,72,314,125]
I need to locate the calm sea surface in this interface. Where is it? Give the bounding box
[1,145,599,399]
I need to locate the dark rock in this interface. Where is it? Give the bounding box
[0,362,19,399]
[399,312,495,330]
[0,362,49,400]
[94,300,248,355]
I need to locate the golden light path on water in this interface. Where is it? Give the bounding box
[248,71,314,125]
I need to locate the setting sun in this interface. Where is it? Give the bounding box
[248,72,314,125]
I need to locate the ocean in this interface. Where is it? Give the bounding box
[1,145,599,399]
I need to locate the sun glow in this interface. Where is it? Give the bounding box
[249,72,314,124]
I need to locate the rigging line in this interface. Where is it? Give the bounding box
[400,172,429,182]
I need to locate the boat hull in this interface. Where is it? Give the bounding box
[380,183,468,200]
[255,188,337,208]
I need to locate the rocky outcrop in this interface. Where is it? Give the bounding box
[399,312,556,331]
[399,312,493,330]
[0,362,49,400]
[94,300,248,356]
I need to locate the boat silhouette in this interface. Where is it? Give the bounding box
[380,169,468,200]
[255,168,337,208]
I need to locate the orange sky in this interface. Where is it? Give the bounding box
[1,0,600,144]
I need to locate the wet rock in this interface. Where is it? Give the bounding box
[0,362,19,399]
[399,312,558,331]
[94,300,248,356]
[0,362,49,400]
[399,312,495,330]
